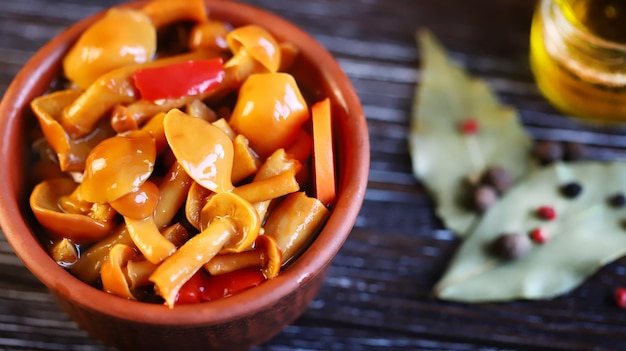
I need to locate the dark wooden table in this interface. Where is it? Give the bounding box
[3,0,626,350]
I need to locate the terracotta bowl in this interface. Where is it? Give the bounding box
[0,1,369,350]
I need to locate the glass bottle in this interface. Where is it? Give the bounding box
[530,0,626,123]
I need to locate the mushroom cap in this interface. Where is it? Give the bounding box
[63,8,156,89]
[200,192,260,254]
[30,90,114,172]
[255,235,282,279]
[29,178,116,244]
[110,180,160,220]
[164,109,234,193]
[228,73,309,158]
[80,130,156,204]
[226,25,281,73]
[100,244,136,300]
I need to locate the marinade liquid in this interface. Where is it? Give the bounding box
[530,0,626,123]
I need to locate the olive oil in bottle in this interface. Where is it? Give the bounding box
[530,0,626,123]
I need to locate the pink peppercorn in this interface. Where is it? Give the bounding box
[615,287,626,308]
[529,227,549,244]
[459,118,479,135]
[536,206,557,220]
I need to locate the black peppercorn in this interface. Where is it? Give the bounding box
[533,140,563,165]
[481,165,513,194]
[608,193,626,208]
[490,232,531,260]
[560,182,583,199]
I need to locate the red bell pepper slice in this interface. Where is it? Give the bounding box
[174,268,266,306]
[132,58,225,102]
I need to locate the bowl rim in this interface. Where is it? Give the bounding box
[0,0,369,326]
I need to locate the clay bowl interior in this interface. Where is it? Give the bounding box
[0,1,369,350]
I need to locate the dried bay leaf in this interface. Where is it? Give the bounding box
[408,30,533,236]
[435,161,626,302]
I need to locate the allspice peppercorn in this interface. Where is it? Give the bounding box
[490,232,531,260]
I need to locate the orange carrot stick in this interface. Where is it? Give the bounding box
[311,98,336,206]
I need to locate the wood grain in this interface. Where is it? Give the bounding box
[2,0,626,350]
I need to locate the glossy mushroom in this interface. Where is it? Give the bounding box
[79,130,156,204]
[228,72,310,158]
[163,109,235,193]
[101,244,137,300]
[70,161,193,284]
[204,234,282,279]
[150,192,261,307]
[63,8,156,90]
[111,180,176,264]
[30,89,114,172]
[29,178,117,244]
[264,191,330,265]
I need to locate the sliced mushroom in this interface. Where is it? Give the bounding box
[30,89,115,172]
[49,238,79,268]
[79,130,156,204]
[204,235,282,279]
[164,109,234,193]
[125,259,158,290]
[101,244,137,300]
[30,178,116,244]
[231,169,299,204]
[186,99,218,123]
[231,134,262,185]
[150,192,260,307]
[211,118,237,140]
[63,8,156,89]
[251,148,302,221]
[264,191,330,265]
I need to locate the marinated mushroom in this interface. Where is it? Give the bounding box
[150,192,261,307]
[204,234,282,279]
[48,238,79,268]
[30,90,114,172]
[63,8,156,90]
[163,109,235,193]
[264,191,330,265]
[79,130,156,204]
[30,178,116,244]
[101,244,137,300]
[27,6,338,307]
[185,168,300,232]
[229,72,310,158]
[111,180,176,264]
